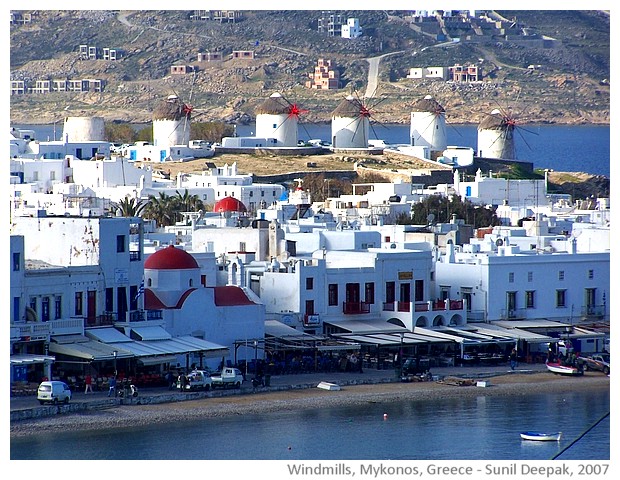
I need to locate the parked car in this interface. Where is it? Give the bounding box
[210,367,244,389]
[177,370,212,391]
[37,381,72,405]
[579,353,610,374]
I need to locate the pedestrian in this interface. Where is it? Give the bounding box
[108,375,117,397]
[166,371,174,390]
[509,348,518,370]
[84,374,93,394]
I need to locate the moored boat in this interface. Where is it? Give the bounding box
[520,431,562,441]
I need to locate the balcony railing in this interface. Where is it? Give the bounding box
[383,300,465,313]
[343,301,371,314]
[500,308,527,320]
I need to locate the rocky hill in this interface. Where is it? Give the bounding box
[10,10,610,126]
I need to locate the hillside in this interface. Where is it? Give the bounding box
[9,10,610,126]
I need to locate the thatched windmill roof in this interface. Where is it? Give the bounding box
[411,95,445,114]
[153,95,190,121]
[332,95,364,117]
[478,109,513,131]
[255,92,291,115]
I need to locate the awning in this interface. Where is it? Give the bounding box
[262,320,360,351]
[323,319,408,335]
[85,327,131,344]
[414,327,474,344]
[130,326,172,341]
[483,323,557,344]
[10,354,55,366]
[48,340,133,361]
[137,355,178,366]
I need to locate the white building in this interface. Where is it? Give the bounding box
[341,18,362,38]
[406,67,448,80]
[435,233,609,327]
[143,245,265,367]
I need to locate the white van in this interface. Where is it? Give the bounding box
[37,381,72,405]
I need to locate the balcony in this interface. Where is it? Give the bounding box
[343,302,371,315]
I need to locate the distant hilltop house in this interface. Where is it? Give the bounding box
[406,64,481,82]
[10,78,106,95]
[197,51,224,62]
[10,11,34,25]
[79,44,122,61]
[170,64,198,75]
[318,13,362,38]
[189,10,242,23]
[306,58,340,90]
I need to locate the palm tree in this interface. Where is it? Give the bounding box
[111,196,146,217]
[173,189,205,224]
[144,192,175,227]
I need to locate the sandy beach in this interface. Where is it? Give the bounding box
[10,372,610,439]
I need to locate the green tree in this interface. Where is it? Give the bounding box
[144,192,175,227]
[173,189,204,223]
[104,123,137,144]
[135,126,153,143]
[401,194,500,229]
[111,196,146,217]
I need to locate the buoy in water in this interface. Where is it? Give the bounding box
[383,413,388,420]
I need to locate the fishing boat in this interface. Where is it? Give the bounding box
[546,361,583,375]
[520,431,562,441]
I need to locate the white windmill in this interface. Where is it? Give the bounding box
[476,108,518,160]
[409,95,447,153]
[330,95,372,149]
[255,92,305,147]
[152,94,193,149]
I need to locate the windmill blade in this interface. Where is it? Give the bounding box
[515,125,534,151]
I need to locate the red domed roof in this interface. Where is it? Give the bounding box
[144,245,199,270]
[214,196,247,213]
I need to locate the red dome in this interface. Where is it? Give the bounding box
[214,196,247,213]
[144,245,199,270]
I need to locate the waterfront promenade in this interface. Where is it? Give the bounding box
[10,363,551,420]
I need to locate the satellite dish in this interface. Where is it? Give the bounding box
[495,238,504,247]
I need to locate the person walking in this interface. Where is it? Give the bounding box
[84,374,93,394]
[108,375,117,397]
[509,348,518,370]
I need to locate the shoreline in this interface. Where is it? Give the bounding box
[10,372,610,439]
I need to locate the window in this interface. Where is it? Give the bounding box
[508,272,514,283]
[306,277,314,290]
[365,282,375,304]
[12,252,20,271]
[41,297,50,321]
[588,269,594,279]
[305,299,315,315]
[558,271,565,281]
[75,292,83,316]
[328,284,338,306]
[385,281,395,303]
[239,242,246,252]
[556,289,566,308]
[54,296,62,319]
[525,290,535,309]
[527,272,533,282]
[261,191,265,197]
[507,291,517,313]
[415,279,424,302]
[116,235,126,253]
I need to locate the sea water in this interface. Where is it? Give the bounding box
[17,124,610,177]
[10,389,609,460]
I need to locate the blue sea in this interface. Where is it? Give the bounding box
[18,124,610,178]
[11,389,609,461]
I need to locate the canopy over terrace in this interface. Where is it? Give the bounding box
[325,320,457,368]
[233,320,361,372]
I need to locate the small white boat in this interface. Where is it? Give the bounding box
[520,431,562,441]
[546,362,582,376]
[317,381,341,391]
